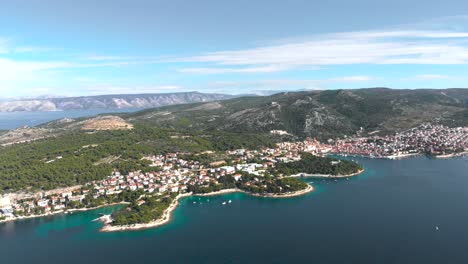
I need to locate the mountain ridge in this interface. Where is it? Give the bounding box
[121,88,468,139]
[0,92,236,112]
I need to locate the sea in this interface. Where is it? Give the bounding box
[1,112,468,263]
[0,109,142,130]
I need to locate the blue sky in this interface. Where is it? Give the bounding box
[1,0,468,97]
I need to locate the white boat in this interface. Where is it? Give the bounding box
[228,200,232,203]
[222,201,226,205]
[435,226,439,231]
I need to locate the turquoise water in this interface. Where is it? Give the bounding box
[1,156,468,263]
[0,109,142,130]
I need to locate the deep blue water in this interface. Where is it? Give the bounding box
[0,109,141,130]
[1,156,468,264]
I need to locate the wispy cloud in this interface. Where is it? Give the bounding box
[13,46,54,53]
[0,38,8,54]
[178,65,292,74]
[329,76,373,82]
[172,30,468,74]
[410,74,464,81]
[0,58,71,81]
[414,74,452,80]
[81,85,183,96]
[203,76,373,94]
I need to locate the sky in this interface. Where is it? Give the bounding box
[1,0,468,98]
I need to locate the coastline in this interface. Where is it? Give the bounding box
[0,202,128,224]
[100,184,314,232]
[100,192,192,232]
[434,151,468,159]
[193,184,314,199]
[332,152,422,160]
[333,151,467,160]
[289,168,365,179]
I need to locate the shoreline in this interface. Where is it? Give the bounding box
[433,151,468,159]
[100,184,314,232]
[332,152,422,160]
[100,193,192,232]
[0,202,128,224]
[332,151,468,160]
[289,168,365,178]
[193,184,314,198]
[1,184,314,229]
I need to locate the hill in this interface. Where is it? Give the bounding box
[121,88,468,139]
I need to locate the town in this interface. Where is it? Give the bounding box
[1,123,466,222]
[0,137,333,222]
[332,124,468,159]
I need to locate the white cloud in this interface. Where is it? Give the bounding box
[80,85,184,96]
[203,76,373,94]
[0,58,71,82]
[330,76,372,82]
[85,55,128,61]
[0,38,8,54]
[13,46,54,53]
[414,74,452,80]
[410,74,464,81]
[178,65,292,74]
[172,30,468,74]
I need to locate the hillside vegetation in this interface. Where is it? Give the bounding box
[123,88,467,139]
[0,125,278,192]
[0,88,466,192]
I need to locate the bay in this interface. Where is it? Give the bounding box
[1,156,468,263]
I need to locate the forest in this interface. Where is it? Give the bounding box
[274,152,363,176]
[0,124,278,192]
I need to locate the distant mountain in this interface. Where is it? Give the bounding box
[0,92,236,112]
[122,88,468,139]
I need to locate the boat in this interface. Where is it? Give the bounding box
[228,200,232,203]
[435,226,439,231]
[222,202,226,205]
